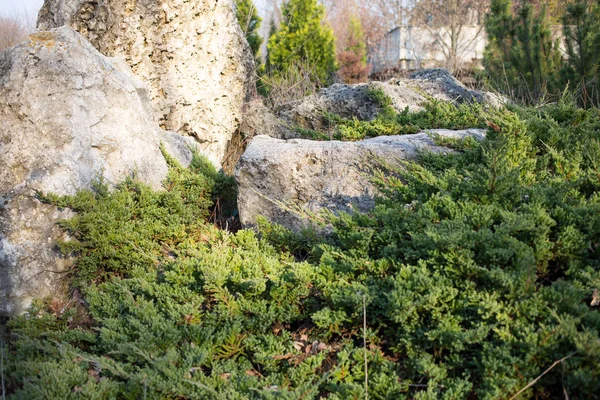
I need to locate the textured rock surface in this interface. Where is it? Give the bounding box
[250,69,502,139]
[38,0,255,166]
[0,27,196,316]
[239,99,292,139]
[236,129,486,231]
[276,81,426,132]
[408,69,506,108]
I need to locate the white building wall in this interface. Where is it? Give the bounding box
[369,25,487,73]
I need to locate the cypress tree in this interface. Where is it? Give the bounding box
[267,0,337,85]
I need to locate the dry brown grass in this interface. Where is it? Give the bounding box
[259,61,322,108]
[0,12,35,52]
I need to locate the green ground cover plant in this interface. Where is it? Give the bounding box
[4,97,600,399]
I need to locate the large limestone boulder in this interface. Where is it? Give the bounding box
[0,26,196,316]
[276,80,426,133]
[239,99,293,139]
[241,69,503,140]
[235,129,486,232]
[38,0,255,166]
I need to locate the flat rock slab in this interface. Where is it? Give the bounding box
[235,129,486,232]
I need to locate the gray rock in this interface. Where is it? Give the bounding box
[239,99,294,140]
[408,69,506,108]
[37,0,256,166]
[235,129,486,232]
[248,70,502,140]
[276,81,425,133]
[0,27,196,316]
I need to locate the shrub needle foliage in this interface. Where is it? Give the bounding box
[6,99,600,399]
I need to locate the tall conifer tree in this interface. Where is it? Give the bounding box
[264,16,278,74]
[484,0,562,102]
[562,0,600,106]
[484,0,516,86]
[236,0,263,63]
[513,3,561,97]
[267,0,337,85]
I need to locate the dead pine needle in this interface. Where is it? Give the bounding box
[508,352,577,400]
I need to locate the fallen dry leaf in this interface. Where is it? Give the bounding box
[309,340,319,354]
[88,368,100,383]
[591,289,599,307]
[219,373,231,380]
[293,341,304,351]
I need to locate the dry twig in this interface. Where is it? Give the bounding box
[508,352,577,400]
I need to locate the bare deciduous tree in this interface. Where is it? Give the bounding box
[409,0,490,72]
[357,2,396,51]
[325,0,403,62]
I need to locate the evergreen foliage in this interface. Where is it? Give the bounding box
[484,0,563,103]
[269,97,600,398]
[5,100,600,398]
[562,0,600,107]
[266,0,337,86]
